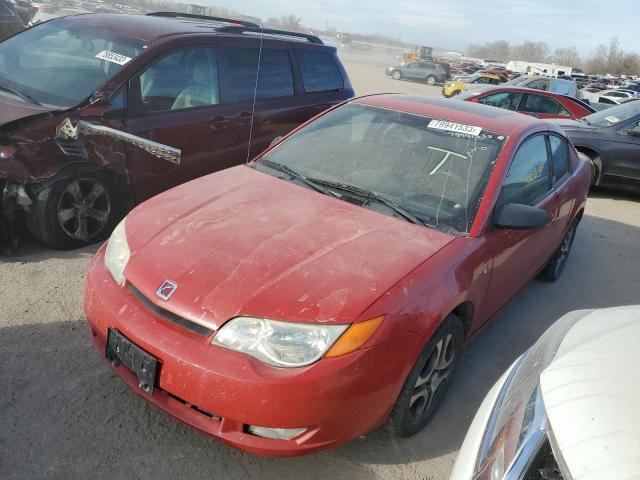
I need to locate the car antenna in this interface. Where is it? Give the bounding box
[246,19,264,164]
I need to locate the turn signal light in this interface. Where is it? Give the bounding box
[325,316,384,358]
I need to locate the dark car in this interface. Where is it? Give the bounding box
[456,86,595,120]
[554,100,640,190]
[385,60,447,86]
[0,0,34,41]
[0,12,354,249]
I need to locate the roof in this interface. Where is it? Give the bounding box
[540,306,640,480]
[51,13,322,44]
[353,94,541,136]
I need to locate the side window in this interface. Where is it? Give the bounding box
[502,135,551,205]
[548,135,571,183]
[489,77,501,85]
[106,88,125,114]
[526,79,548,91]
[294,50,344,93]
[524,94,561,115]
[138,47,219,112]
[256,49,294,99]
[478,92,522,110]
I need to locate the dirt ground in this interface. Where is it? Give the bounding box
[1,52,639,480]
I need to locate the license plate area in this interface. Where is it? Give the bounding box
[106,328,158,393]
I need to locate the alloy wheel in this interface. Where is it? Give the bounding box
[57,178,111,242]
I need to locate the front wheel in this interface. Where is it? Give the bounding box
[27,171,121,250]
[391,70,402,80]
[426,75,437,86]
[540,221,578,282]
[387,315,464,437]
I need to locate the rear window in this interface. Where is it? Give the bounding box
[294,50,343,93]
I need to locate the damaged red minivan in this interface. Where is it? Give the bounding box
[85,95,590,455]
[0,13,353,249]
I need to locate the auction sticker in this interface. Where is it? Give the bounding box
[428,119,482,136]
[95,50,132,66]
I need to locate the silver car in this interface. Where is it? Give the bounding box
[386,61,447,85]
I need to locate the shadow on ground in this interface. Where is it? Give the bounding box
[1,212,638,480]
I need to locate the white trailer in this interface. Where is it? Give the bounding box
[506,61,573,78]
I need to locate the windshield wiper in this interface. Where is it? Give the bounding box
[0,85,41,106]
[309,179,426,227]
[254,158,340,198]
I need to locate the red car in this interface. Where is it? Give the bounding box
[457,86,595,119]
[84,95,590,456]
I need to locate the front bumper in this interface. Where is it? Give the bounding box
[84,245,420,456]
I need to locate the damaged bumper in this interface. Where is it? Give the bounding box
[0,178,33,245]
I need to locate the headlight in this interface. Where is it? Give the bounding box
[104,218,130,286]
[212,316,384,368]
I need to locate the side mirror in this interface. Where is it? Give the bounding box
[627,126,640,138]
[269,136,284,148]
[495,203,551,230]
[79,98,111,118]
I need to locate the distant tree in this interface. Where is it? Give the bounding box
[511,41,550,63]
[552,47,580,67]
[467,40,511,61]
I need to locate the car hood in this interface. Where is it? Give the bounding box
[460,84,494,93]
[0,95,57,129]
[550,118,597,132]
[540,306,640,480]
[124,166,456,331]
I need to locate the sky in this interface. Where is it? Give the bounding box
[207,0,639,57]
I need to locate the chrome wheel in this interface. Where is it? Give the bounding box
[57,178,111,242]
[391,71,401,80]
[408,333,458,421]
[426,75,436,86]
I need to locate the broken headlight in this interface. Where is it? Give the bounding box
[104,218,130,286]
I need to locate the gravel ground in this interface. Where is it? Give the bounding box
[1,53,639,480]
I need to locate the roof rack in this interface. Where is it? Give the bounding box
[216,26,323,45]
[146,12,260,28]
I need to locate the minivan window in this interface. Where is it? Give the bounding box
[220,47,294,102]
[0,19,144,108]
[139,47,219,112]
[502,135,551,205]
[294,50,343,93]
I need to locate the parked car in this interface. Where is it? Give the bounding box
[0,0,33,41]
[442,74,502,97]
[502,75,578,96]
[553,100,640,190]
[386,60,447,85]
[85,95,590,456]
[455,86,595,120]
[0,12,354,249]
[450,305,640,480]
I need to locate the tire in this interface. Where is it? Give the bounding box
[450,90,460,97]
[589,156,602,187]
[391,70,402,80]
[27,171,121,250]
[426,75,437,86]
[539,220,578,282]
[387,314,464,437]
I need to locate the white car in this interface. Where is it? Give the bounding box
[451,306,640,480]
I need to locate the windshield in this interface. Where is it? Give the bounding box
[0,19,144,108]
[260,104,506,234]
[503,75,528,86]
[583,100,640,127]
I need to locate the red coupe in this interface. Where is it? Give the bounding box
[84,95,590,456]
[456,86,595,119]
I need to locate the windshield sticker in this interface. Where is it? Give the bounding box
[428,119,482,137]
[427,147,468,175]
[604,115,620,123]
[95,50,132,66]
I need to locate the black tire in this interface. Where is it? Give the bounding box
[387,315,464,437]
[539,220,578,282]
[450,90,460,97]
[391,70,402,80]
[589,156,602,187]
[426,75,437,86]
[27,170,121,250]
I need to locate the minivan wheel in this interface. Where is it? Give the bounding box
[387,314,463,437]
[391,70,402,80]
[27,172,121,250]
[540,221,578,282]
[426,75,437,86]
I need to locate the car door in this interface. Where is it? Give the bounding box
[403,62,421,80]
[547,134,575,237]
[609,119,640,182]
[125,44,258,203]
[480,134,559,320]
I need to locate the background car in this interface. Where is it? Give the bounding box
[450,305,640,480]
[385,60,447,85]
[85,95,589,456]
[442,73,502,97]
[0,0,34,41]
[554,100,640,190]
[0,12,354,249]
[501,75,578,96]
[455,86,595,119]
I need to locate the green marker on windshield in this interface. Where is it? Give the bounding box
[427,147,468,175]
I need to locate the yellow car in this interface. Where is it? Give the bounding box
[442,74,502,97]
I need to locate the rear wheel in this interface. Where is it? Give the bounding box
[387,315,464,437]
[391,70,402,80]
[540,220,578,282]
[426,75,437,86]
[450,90,460,97]
[27,171,121,250]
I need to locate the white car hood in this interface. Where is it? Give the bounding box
[540,306,640,480]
